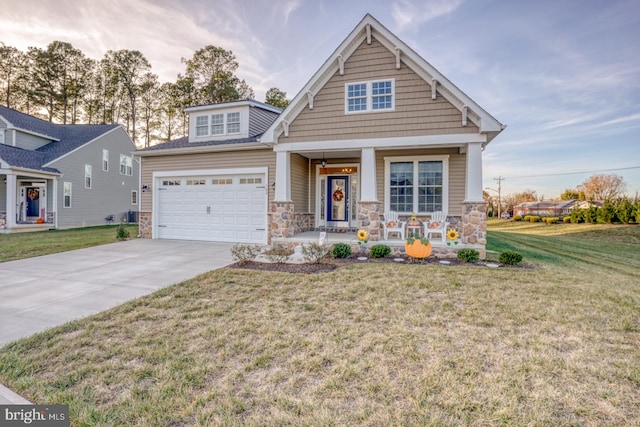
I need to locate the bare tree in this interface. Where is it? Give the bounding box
[0,43,26,108]
[577,174,626,201]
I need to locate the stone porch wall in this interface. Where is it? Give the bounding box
[270,202,314,243]
[358,201,382,241]
[139,212,152,238]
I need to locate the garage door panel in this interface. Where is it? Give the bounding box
[156,173,266,243]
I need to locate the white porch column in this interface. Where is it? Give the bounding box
[360,147,377,201]
[274,150,291,202]
[5,173,17,228]
[465,142,484,202]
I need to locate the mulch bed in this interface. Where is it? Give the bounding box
[227,255,531,274]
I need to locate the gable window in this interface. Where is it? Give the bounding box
[385,156,448,214]
[102,149,109,171]
[120,155,132,176]
[131,190,138,205]
[63,182,72,208]
[85,165,92,189]
[345,79,394,113]
[196,116,209,137]
[211,114,224,135]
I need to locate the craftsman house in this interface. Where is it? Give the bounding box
[136,14,505,257]
[0,105,139,232]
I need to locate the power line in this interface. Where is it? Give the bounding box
[504,165,640,180]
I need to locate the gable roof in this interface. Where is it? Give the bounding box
[0,105,122,173]
[260,13,505,145]
[136,99,280,155]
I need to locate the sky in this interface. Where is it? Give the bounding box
[1,0,639,199]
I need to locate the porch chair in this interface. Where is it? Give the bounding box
[383,211,406,240]
[424,211,449,243]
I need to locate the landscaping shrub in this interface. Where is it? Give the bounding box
[570,207,584,223]
[231,244,261,263]
[563,216,571,223]
[264,246,292,264]
[544,217,559,224]
[116,223,130,240]
[529,215,541,223]
[302,243,328,264]
[331,243,352,258]
[457,248,479,263]
[369,244,391,258]
[499,250,523,265]
[616,198,635,224]
[513,215,522,221]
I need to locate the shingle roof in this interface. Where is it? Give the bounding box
[0,105,120,172]
[137,135,261,152]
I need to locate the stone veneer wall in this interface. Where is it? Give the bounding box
[461,201,487,245]
[358,201,382,241]
[270,202,315,242]
[139,212,152,238]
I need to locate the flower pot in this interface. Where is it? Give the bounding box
[404,240,432,259]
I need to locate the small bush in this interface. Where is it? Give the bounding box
[528,215,541,223]
[544,217,559,224]
[302,243,329,264]
[563,216,571,223]
[513,215,522,221]
[499,250,523,265]
[231,244,261,263]
[331,243,352,259]
[264,246,292,264]
[116,223,130,240]
[457,248,479,263]
[369,244,391,258]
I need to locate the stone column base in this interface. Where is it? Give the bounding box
[270,202,296,242]
[357,201,382,241]
[139,212,152,238]
[461,201,487,245]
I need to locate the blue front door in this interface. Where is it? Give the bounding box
[26,187,40,217]
[327,176,348,224]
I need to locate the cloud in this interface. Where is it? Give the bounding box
[391,0,463,30]
[280,0,302,25]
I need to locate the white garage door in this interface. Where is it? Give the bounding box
[155,173,267,243]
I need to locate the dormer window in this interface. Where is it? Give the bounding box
[195,112,242,138]
[345,79,395,113]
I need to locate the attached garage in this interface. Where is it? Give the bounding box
[153,168,268,244]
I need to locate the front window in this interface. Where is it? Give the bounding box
[120,155,132,176]
[85,165,92,189]
[346,79,394,113]
[386,156,448,214]
[63,182,72,208]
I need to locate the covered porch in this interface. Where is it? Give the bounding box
[0,171,59,233]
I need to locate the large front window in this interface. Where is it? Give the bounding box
[386,156,448,214]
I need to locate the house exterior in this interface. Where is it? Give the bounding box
[0,105,139,233]
[514,200,603,217]
[137,14,505,257]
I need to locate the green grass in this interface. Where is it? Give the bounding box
[1,222,639,425]
[0,225,139,263]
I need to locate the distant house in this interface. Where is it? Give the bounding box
[0,105,139,233]
[513,200,603,217]
[136,14,505,257]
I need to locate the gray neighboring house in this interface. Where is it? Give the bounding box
[0,105,139,233]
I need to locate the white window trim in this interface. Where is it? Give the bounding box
[85,164,92,189]
[120,154,133,176]
[384,155,449,215]
[195,111,242,138]
[63,182,72,208]
[345,78,395,114]
[102,149,109,171]
[131,190,138,205]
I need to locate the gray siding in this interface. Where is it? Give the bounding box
[140,148,276,213]
[15,131,52,150]
[48,127,138,228]
[248,107,280,137]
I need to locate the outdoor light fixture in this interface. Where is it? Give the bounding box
[321,152,327,168]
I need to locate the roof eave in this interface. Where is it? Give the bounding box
[136,141,268,157]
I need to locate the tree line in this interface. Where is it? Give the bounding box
[0,41,289,147]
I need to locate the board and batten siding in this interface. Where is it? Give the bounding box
[278,37,478,144]
[140,148,276,213]
[47,127,138,228]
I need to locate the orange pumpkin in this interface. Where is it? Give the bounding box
[404,239,432,259]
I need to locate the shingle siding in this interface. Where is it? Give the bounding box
[278,37,478,144]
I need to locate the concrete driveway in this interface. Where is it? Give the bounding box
[0,239,235,345]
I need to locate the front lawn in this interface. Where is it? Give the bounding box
[1,223,638,425]
[0,225,139,263]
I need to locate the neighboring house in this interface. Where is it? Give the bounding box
[136,14,505,257]
[0,105,139,233]
[513,200,604,217]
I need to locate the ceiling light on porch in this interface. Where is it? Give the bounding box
[321,153,327,168]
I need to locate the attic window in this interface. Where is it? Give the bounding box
[195,112,242,138]
[345,79,395,114]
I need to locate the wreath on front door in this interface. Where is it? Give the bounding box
[332,189,344,202]
[28,189,40,200]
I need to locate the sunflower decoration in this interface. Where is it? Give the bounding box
[446,229,459,246]
[357,229,368,244]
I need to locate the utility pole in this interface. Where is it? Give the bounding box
[494,176,504,218]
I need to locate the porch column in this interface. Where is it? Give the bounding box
[360,147,377,202]
[464,142,484,202]
[274,150,291,202]
[5,173,17,228]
